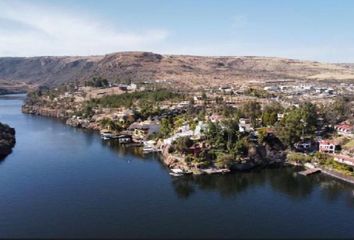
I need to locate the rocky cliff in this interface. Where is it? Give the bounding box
[0,122,16,159]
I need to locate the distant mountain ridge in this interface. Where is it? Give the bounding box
[1,51,354,92]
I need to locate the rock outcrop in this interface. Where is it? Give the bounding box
[242,134,286,169]
[22,105,68,119]
[159,134,287,175]
[66,117,100,130]
[0,122,16,159]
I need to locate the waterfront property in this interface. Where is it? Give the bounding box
[319,140,340,154]
[21,82,354,180]
[128,119,161,141]
[335,123,354,137]
[333,154,354,167]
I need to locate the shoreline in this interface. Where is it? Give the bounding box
[21,104,354,183]
[320,167,354,185]
[0,122,16,159]
[22,106,284,175]
[286,160,354,185]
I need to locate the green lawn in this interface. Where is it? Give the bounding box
[343,139,354,149]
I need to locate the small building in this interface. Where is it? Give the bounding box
[277,113,285,121]
[177,101,191,108]
[294,141,314,152]
[118,84,129,91]
[193,96,203,104]
[127,83,137,91]
[333,154,354,167]
[117,134,133,143]
[128,120,160,141]
[239,118,253,132]
[219,86,233,94]
[335,123,354,137]
[209,114,224,123]
[318,140,340,154]
[114,109,135,124]
[264,86,279,92]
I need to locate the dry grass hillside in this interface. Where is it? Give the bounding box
[1,51,354,92]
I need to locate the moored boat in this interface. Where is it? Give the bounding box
[142,140,160,153]
[170,168,184,174]
[169,172,183,177]
[100,130,113,140]
[143,146,159,153]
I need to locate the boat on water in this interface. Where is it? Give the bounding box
[170,168,184,173]
[142,140,160,153]
[169,168,185,176]
[169,172,183,177]
[142,146,159,153]
[101,130,113,140]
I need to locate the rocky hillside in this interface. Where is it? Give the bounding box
[0,122,16,159]
[1,51,354,92]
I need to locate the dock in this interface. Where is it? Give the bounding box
[298,168,321,176]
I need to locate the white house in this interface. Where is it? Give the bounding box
[127,83,137,91]
[319,140,338,154]
[239,118,253,132]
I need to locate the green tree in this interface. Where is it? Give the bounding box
[241,101,262,127]
[261,102,283,127]
[174,137,194,153]
[323,97,351,125]
[201,91,207,100]
[232,137,249,157]
[100,118,122,132]
[300,102,318,135]
[277,102,318,147]
[222,119,239,151]
[160,118,173,138]
[215,154,234,168]
[205,121,225,149]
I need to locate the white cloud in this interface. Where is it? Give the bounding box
[0,1,169,56]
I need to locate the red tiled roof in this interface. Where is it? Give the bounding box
[319,140,336,145]
[335,124,353,131]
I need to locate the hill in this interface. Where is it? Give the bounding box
[1,51,354,92]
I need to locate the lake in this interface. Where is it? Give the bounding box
[0,94,353,238]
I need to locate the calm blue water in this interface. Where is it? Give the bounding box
[0,94,353,238]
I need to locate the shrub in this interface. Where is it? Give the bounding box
[215,154,234,168]
[287,152,312,163]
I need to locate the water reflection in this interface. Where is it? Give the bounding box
[99,137,354,206]
[100,139,160,161]
[170,167,354,204]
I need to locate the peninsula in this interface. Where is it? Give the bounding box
[20,63,354,182]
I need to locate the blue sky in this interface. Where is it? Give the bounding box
[1,0,354,62]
